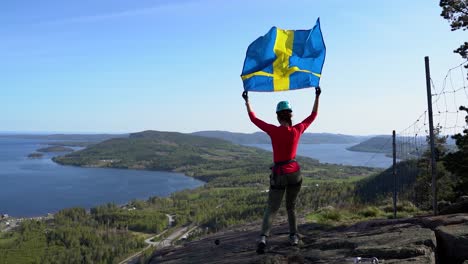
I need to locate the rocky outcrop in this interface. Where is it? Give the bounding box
[436,223,468,263]
[303,222,436,264]
[149,213,468,264]
[439,197,468,215]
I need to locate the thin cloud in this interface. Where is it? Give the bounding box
[34,0,203,26]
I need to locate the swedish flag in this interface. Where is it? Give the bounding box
[241,18,326,92]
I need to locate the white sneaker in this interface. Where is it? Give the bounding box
[289,234,299,246]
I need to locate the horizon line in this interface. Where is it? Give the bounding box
[0,130,390,137]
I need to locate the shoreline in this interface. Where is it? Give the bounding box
[0,178,205,220]
[1,153,206,219]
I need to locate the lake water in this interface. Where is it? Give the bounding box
[247,143,393,168]
[0,137,204,217]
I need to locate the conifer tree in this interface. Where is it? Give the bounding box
[440,0,468,77]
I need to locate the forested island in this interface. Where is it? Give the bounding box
[37,146,74,152]
[27,152,43,159]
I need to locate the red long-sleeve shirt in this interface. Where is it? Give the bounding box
[248,111,317,174]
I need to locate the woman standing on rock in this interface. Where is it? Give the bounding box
[242,87,321,254]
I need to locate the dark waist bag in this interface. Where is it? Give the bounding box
[269,159,302,189]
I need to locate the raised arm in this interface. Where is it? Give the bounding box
[242,91,275,134]
[295,87,321,133]
[242,91,253,113]
[312,86,320,113]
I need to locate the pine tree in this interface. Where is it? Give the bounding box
[443,107,468,196]
[440,0,468,78]
[414,126,456,208]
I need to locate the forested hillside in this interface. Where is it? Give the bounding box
[355,160,419,203]
[0,208,146,263]
[347,135,425,159]
[347,136,393,154]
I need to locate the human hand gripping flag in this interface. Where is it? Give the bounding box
[241,18,326,92]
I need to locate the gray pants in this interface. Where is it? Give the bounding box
[261,170,302,236]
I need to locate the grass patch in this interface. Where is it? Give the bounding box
[380,200,425,218]
[306,207,345,224]
[0,232,47,264]
[302,175,368,185]
[305,200,428,227]
[0,232,16,247]
[129,231,155,240]
[358,206,384,218]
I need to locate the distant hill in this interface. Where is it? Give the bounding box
[192,130,364,144]
[0,133,127,141]
[1,133,128,148]
[27,152,43,159]
[347,136,393,154]
[37,146,74,152]
[347,135,427,159]
[347,135,457,157]
[1,131,364,145]
[191,131,269,144]
[53,130,379,183]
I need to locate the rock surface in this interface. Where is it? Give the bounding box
[149,214,468,264]
[436,223,468,263]
[439,199,468,215]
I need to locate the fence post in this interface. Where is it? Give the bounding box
[425,56,437,215]
[392,130,397,219]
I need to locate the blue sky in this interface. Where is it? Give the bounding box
[1,0,466,135]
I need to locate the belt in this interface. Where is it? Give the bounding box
[273,159,297,166]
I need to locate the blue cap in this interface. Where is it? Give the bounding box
[276,101,292,113]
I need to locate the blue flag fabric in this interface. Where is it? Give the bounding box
[241,18,326,92]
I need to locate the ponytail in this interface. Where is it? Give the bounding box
[277,111,292,126]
